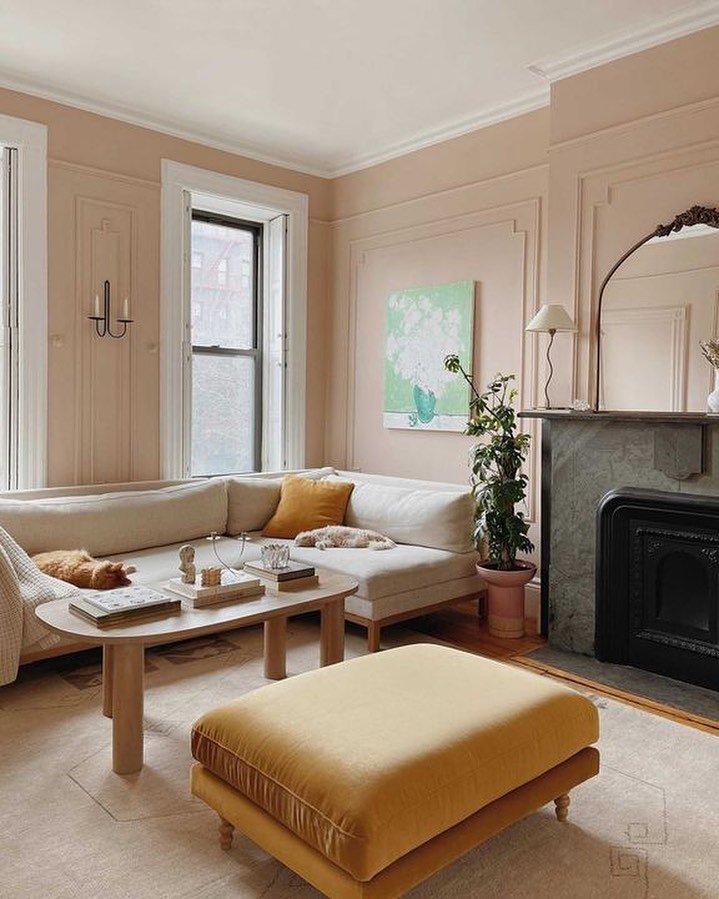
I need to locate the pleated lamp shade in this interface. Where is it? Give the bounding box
[525,304,577,333]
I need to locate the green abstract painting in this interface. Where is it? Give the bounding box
[384,280,475,431]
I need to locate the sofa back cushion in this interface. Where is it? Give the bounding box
[329,476,475,553]
[225,468,336,535]
[226,478,281,534]
[0,480,228,557]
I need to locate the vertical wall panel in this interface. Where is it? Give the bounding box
[47,163,160,486]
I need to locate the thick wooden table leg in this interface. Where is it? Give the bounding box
[111,643,145,775]
[264,616,287,680]
[102,645,114,718]
[320,598,345,667]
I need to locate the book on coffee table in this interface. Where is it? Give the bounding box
[164,569,265,607]
[243,560,315,582]
[69,587,181,628]
[264,574,320,592]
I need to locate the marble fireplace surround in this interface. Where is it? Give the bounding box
[520,411,719,656]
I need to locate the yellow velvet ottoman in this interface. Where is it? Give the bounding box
[190,644,600,898]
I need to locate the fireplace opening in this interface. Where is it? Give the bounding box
[655,552,710,636]
[596,489,719,691]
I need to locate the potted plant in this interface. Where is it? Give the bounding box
[444,355,535,637]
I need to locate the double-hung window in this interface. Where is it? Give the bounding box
[190,211,263,476]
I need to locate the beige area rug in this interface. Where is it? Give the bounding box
[1,618,718,899]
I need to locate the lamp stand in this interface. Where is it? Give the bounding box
[543,328,556,410]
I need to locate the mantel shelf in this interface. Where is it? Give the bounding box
[519,410,718,424]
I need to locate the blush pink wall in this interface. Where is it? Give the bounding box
[325,110,549,562]
[0,86,331,485]
[3,21,719,517]
[325,23,719,566]
[546,25,719,410]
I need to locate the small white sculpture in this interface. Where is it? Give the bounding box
[179,545,196,584]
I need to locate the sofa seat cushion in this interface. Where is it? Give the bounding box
[288,541,478,602]
[105,535,260,586]
[107,535,478,607]
[0,480,228,557]
[191,644,599,881]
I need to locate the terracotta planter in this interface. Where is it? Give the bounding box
[478,561,537,639]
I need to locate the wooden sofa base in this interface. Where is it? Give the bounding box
[346,590,486,653]
[191,746,599,899]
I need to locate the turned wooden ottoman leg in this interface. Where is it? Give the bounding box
[218,816,235,850]
[554,793,570,822]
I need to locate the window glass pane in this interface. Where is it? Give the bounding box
[191,354,256,475]
[191,218,255,349]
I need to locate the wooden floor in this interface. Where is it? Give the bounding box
[404,599,719,736]
[406,597,544,660]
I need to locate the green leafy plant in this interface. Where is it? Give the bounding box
[444,355,534,570]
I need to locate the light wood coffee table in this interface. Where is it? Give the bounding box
[35,571,358,775]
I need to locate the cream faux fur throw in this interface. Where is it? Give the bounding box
[294,525,395,551]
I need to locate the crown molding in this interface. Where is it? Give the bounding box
[0,70,332,178]
[3,0,716,183]
[326,88,550,178]
[0,68,548,181]
[528,0,719,82]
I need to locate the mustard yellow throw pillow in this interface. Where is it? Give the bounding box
[262,476,354,539]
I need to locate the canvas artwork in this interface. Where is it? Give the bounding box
[384,280,475,431]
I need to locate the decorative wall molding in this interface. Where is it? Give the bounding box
[49,157,160,190]
[341,196,542,523]
[328,163,549,228]
[74,198,135,484]
[529,1,719,83]
[568,137,719,404]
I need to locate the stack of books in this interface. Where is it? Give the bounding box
[243,559,319,592]
[69,586,181,628]
[164,569,265,608]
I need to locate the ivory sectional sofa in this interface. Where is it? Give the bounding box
[0,468,483,665]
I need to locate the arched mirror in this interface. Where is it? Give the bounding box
[595,206,719,412]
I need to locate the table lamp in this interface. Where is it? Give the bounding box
[525,304,577,409]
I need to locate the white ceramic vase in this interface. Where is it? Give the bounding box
[709,369,719,414]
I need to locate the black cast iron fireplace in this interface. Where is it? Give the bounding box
[596,488,719,691]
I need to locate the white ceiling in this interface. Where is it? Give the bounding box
[0,0,718,177]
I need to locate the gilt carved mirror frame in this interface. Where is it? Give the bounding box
[593,205,719,412]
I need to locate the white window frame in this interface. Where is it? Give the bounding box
[0,114,47,489]
[160,160,308,478]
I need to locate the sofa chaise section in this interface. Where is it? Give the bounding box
[1,468,484,667]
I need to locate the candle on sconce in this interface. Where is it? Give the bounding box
[122,297,130,320]
[93,294,101,317]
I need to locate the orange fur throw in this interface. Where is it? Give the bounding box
[32,549,136,590]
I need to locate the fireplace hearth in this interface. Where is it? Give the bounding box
[596,488,719,691]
